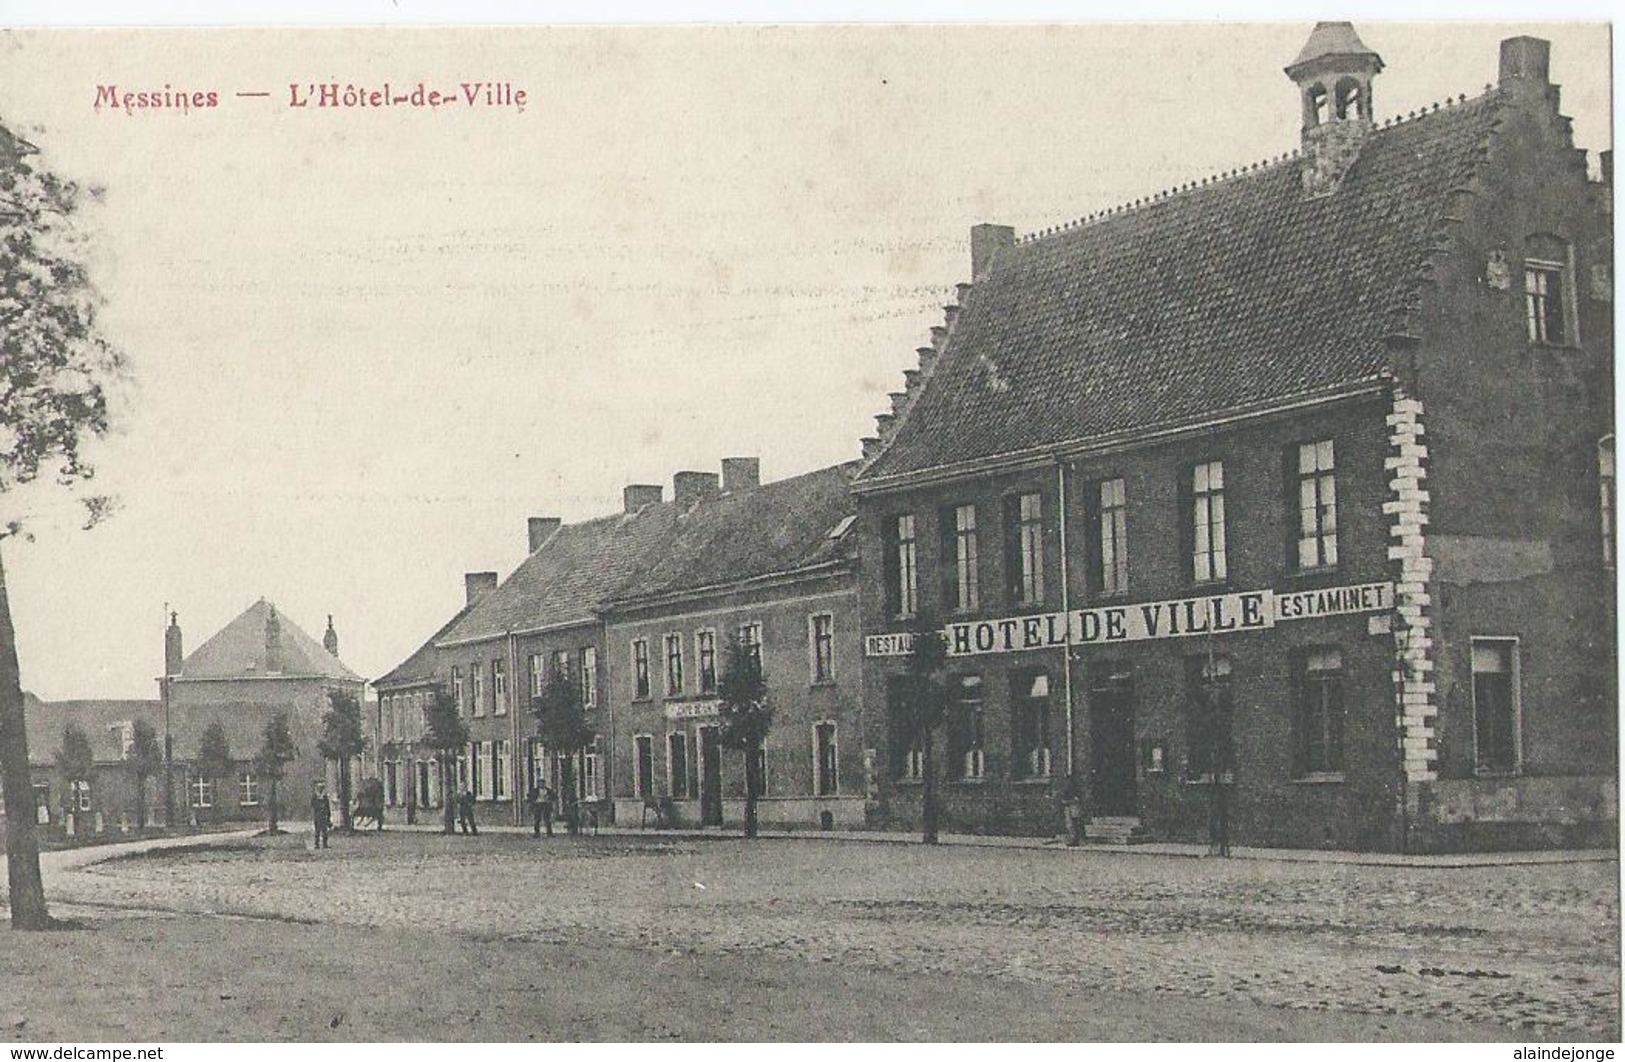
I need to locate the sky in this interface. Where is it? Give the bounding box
[0,20,1610,700]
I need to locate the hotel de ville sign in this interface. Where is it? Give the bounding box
[863,582,1394,658]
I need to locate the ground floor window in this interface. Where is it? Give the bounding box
[1011,669,1052,779]
[493,740,510,801]
[668,732,690,798]
[1294,648,1344,776]
[189,773,214,809]
[72,779,92,812]
[949,673,986,780]
[471,742,488,799]
[1472,638,1520,774]
[887,677,924,781]
[1185,655,1233,780]
[814,721,838,796]
[635,734,654,797]
[580,740,603,801]
[417,760,435,807]
[239,772,259,806]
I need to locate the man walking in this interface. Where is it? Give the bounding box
[528,780,555,838]
[311,781,332,849]
[457,787,479,835]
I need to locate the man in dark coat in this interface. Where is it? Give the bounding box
[311,782,332,849]
[457,787,478,835]
[527,781,555,838]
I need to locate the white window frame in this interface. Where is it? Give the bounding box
[72,779,92,812]
[493,739,510,800]
[1297,440,1339,570]
[695,628,717,694]
[470,664,485,718]
[189,773,214,809]
[1014,492,1045,604]
[950,502,980,612]
[1524,257,1570,345]
[452,667,465,716]
[1099,478,1128,597]
[1192,460,1228,583]
[737,621,764,678]
[664,632,684,697]
[1471,637,1522,776]
[492,658,508,717]
[894,513,919,618]
[472,741,489,799]
[239,771,259,806]
[808,612,835,684]
[632,639,651,700]
[529,653,545,699]
[580,646,598,708]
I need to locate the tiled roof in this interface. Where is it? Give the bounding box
[175,598,361,682]
[608,463,858,606]
[437,501,685,645]
[21,694,283,767]
[858,92,1504,483]
[1289,21,1380,71]
[375,601,476,687]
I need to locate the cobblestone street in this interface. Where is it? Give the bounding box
[26,831,1618,1040]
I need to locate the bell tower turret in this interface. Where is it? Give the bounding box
[1286,22,1384,198]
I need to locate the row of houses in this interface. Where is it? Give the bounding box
[13,26,1616,853]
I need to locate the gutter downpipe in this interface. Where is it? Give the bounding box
[1056,459,1076,780]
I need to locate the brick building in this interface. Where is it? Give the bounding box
[602,461,863,830]
[852,26,1614,851]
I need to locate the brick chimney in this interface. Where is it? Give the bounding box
[721,457,760,493]
[527,517,561,553]
[623,484,663,513]
[1498,36,1551,91]
[465,571,499,606]
[970,223,1015,280]
[265,604,284,673]
[673,471,720,508]
[164,611,183,677]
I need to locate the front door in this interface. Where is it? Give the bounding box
[1089,668,1137,816]
[698,725,723,826]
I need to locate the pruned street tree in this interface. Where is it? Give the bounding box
[421,684,466,835]
[53,723,94,832]
[128,719,162,830]
[194,721,233,826]
[0,120,127,929]
[318,689,365,832]
[255,711,297,834]
[531,669,592,836]
[898,613,949,845]
[716,636,771,839]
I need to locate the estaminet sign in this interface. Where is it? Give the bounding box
[864,582,1393,658]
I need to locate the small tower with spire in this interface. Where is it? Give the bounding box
[164,610,183,677]
[323,614,339,657]
[1286,21,1384,198]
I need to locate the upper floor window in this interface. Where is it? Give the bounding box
[492,658,508,717]
[1295,440,1339,570]
[664,633,684,697]
[696,629,717,694]
[809,612,835,684]
[470,663,485,718]
[738,622,764,680]
[1005,492,1045,605]
[528,653,544,699]
[1601,437,1615,569]
[884,514,919,618]
[1190,461,1228,583]
[1525,259,1567,345]
[942,503,980,612]
[1095,478,1128,597]
[579,647,597,708]
[632,639,651,700]
[452,667,464,716]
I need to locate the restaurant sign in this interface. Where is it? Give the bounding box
[664,699,722,721]
[864,582,1393,658]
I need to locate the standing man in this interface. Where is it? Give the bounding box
[528,779,555,838]
[311,781,332,849]
[457,787,479,835]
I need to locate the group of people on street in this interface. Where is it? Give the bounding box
[309,778,562,844]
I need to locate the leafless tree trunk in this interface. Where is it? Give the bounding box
[0,547,51,928]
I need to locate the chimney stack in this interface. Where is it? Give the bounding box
[623,484,663,513]
[527,516,562,553]
[265,604,284,673]
[323,615,339,657]
[970,223,1015,281]
[164,611,183,677]
[465,571,499,606]
[1499,36,1551,90]
[673,470,721,508]
[721,457,760,493]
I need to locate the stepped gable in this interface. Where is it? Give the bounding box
[857,90,1506,482]
[176,598,361,682]
[436,501,685,645]
[610,462,858,605]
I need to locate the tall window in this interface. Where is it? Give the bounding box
[470,663,485,718]
[72,779,92,812]
[664,633,684,696]
[809,613,835,683]
[452,667,464,716]
[382,697,395,743]
[696,630,717,694]
[551,649,571,684]
[738,622,763,679]
[1185,655,1233,779]
[1601,437,1615,569]
[1005,492,1045,605]
[668,732,690,798]
[885,514,919,617]
[1097,478,1128,597]
[472,741,488,798]
[581,739,603,800]
[1010,670,1051,779]
[635,735,654,797]
[950,674,986,780]
[239,772,259,806]
[632,639,651,699]
[1525,260,1567,344]
[1295,648,1344,776]
[492,659,508,717]
[1191,461,1228,583]
[1472,639,1519,774]
[493,739,510,800]
[888,677,923,782]
[1294,440,1339,569]
[580,647,597,708]
[814,721,838,796]
[528,653,544,698]
[942,503,980,612]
